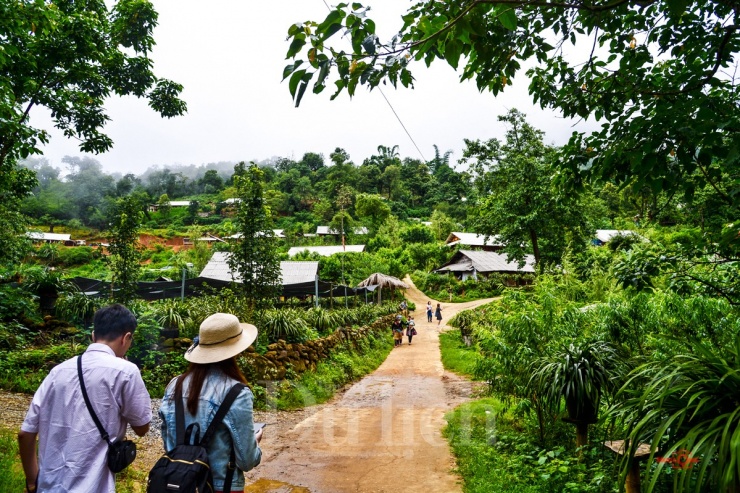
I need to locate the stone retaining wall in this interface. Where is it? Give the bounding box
[240,314,395,381]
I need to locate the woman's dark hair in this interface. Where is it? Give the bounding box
[174,358,248,415]
[93,304,137,341]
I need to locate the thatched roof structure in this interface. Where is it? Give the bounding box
[357,273,409,289]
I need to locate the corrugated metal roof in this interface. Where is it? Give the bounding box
[199,252,319,284]
[287,245,365,257]
[437,250,535,274]
[445,232,503,247]
[281,261,320,284]
[26,232,72,242]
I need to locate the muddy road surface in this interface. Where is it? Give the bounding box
[246,280,495,492]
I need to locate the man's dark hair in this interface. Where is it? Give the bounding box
[93,304,137,341]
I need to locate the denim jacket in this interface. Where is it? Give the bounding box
[159,370,262,490]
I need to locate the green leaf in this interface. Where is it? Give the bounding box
[400,68,413,88]
[282,61,302,81]
[295,80,309,107]
[496,6,517,31]
[314,60,330,93]
[317,10,344,40]
[289,69,306,98]
[286,35,306,59]
[445,39,462,70]
[362,34,377,55]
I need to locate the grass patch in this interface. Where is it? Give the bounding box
[439,329,481,378]
[0,428,25,492]
[263,331,393,410]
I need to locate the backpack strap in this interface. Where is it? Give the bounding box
[174,375,186,446]
[200,383,245,447]
[201,383,246,493]
[224,448,237,493]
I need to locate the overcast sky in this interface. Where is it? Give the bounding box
[32,1,598,175]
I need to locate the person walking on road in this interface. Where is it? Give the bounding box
[399,300,408,318]
[435,303,443,326]
[426,301,433,323]
[391,315,404,347]
[407,317,417,345]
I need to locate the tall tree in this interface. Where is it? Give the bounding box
[106,196,143,304]
[1,0,185,264]
[228,162,281,311]
[1,0,186,165]
[355,193,391,235]
[466,110,592,267]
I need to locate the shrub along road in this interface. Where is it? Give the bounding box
[0,280,494,492]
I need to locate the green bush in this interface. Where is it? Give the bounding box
[56,246,95,267]
[444,398,618,493]
[0,342,84,392]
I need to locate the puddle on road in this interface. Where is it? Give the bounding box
[245,478,312,492]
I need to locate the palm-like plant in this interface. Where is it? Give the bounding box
[609,339,740,493]
[56,292,103,329]
[306,307,336,334]
[449,310,475,345]
[262,309,312,343]
[153,299,188,331]
[22,266,74,313]
[531,340,623,446]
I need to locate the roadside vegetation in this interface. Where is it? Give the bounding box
[442,263,740,492]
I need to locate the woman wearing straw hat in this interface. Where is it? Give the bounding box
[158,313,263,493]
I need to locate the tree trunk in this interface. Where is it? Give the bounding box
[625,462,642,493]
[575,422,589,448]
[529,229,541,267]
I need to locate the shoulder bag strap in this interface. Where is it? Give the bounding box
[77,354,111,445]
[174,375,186,446]
[201,383,246,493]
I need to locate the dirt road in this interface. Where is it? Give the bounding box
[246,279,495,492]
[0,280,495,493]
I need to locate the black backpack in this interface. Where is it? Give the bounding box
[147,378,246,493]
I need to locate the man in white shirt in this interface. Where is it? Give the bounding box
[18,303,152,493]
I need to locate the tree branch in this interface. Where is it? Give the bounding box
[695,158,733,205]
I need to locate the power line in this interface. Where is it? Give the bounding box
[377,87,426,161]
[316,0,427,162]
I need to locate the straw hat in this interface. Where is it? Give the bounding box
[185,313,258,364]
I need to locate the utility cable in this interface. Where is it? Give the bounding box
[317,0,426,162]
